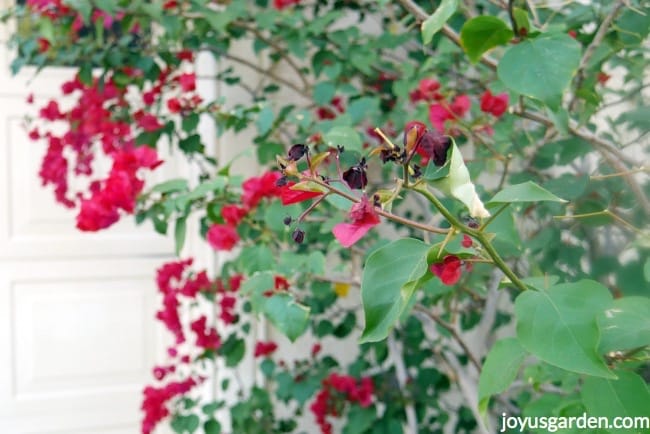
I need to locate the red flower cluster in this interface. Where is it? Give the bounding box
[316,96,345,120]
[332,195,380,247]
[146,259,243,433]
[31,45,203,231]
[76,146,162,231]
[26,0,72,20]
[155,258,241,346]
[430,255,471,285]
[221,204,248,225]
[409,79,510,136]
[254,341,278,357]
[141,377,200,434]
[242,171,283,208]
[273,0,300,10]
[190,315,221,351]
[280,182,323,205]
[310,373,374,434]
[32,72,170,231]
[429,94,471,133]
[164,72,203,114]
[206,223,240,251]
[409,78,443,102]
[479,90,509,117]
[204,171,288,252]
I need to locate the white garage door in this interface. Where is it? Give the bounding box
[0,10,176,434]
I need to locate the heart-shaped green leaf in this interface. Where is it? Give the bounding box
[461,16,513,63]
[497,33,581,109]
[515,280,615,378]
[360,238,430,343]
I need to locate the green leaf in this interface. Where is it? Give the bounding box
[204,419,221,434]
[478,338,527,415]
[220,335,245,367]
[242,272,275,312]
[582,371,650,434]
[598,296,650,353]
[616,106,650,132]
[171,414,200,434]
[313,81,336,105]
[174,216,187,256]
[460,16,514,63]
[263,293,310,342]
[421,0,459,44]
[347,97,379,124]
[256,104,274,136]
[323,126,362,153]
[179,134,204,154]
[423,158,451,181]
[94,0,119,14]
[497,33,581,109]
[203,1,245,32]
[78,63,93,85]
[63,0,92,22]
[239,245,274,274]
[360,238,430,343]
[182,113,200,133]
[150,178,189,194]
[515,280,615,378]
[488,181,567,205]
[181,177,228,205]
[425,141,490,218]
[342,406,376,434]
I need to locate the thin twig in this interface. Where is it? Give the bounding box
[413,305,482,372]
[388,332,418,434]
[307,176,450,235]
[395,0,498,71]
[508,0,520,37]
[206,47,312,100]
[232,20,311,92]
[569,0,626,110]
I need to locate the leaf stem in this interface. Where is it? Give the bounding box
[479,203,510,231]
[411,185,528,291]
[306,176,449,235]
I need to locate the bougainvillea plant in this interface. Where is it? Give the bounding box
[3,0,649,433]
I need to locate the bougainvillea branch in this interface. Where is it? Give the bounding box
[7,0,649,433]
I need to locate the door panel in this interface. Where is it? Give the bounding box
[0,9,175,432]
[0,259,164,434]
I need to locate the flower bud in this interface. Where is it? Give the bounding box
[292,228,305,243]
[287,144,308,161]
[403,121,427,154]
[418,130,451,166]
[342,158,368,190]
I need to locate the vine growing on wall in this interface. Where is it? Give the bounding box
[3,0,649,433]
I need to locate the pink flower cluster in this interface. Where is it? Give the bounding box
[76,146,162,231]
[30,50,199,232]
[310,373,375,434]
[155,258,241,346]
[141,377,201,434]
[430,254,473,286]
[254,341,278,358]
[145,258,244,433]
[206,171,284,251]
[273,0,301,10]
[26,0,72,20]
[332,195,380,248]
[316,96,345,120]
[409,78,509,135]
